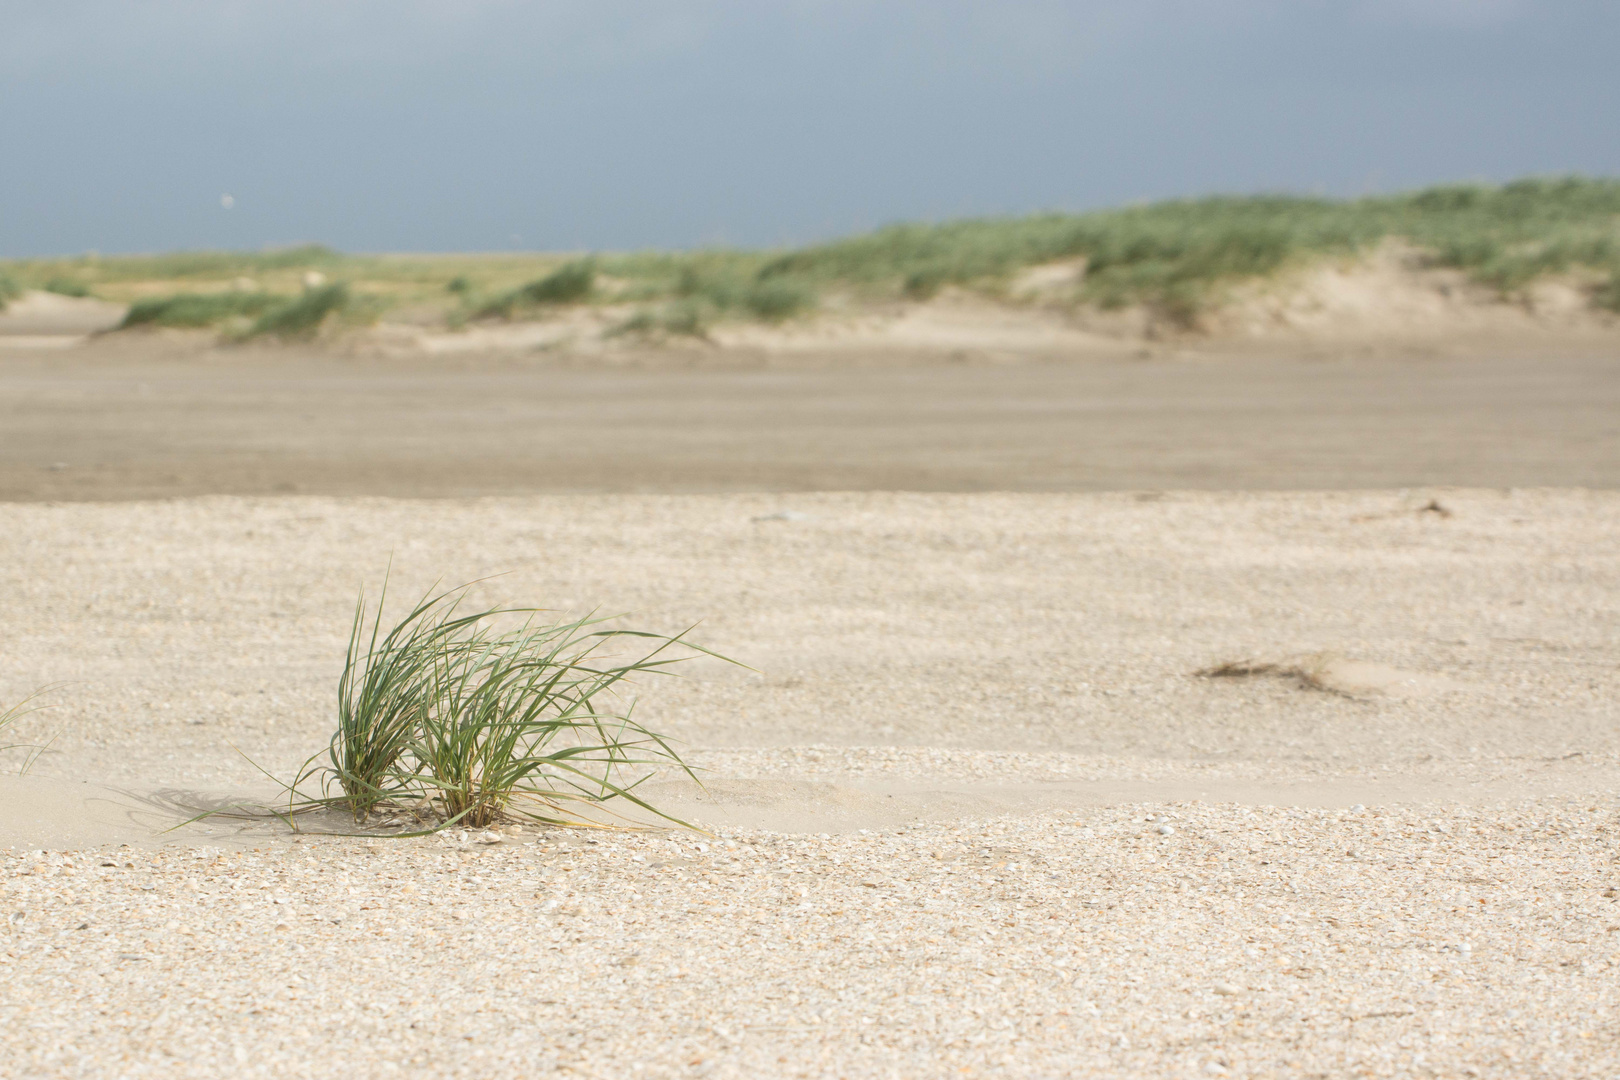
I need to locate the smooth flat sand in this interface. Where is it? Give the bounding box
[4,346,1620,500]
[2,491,1617,1077]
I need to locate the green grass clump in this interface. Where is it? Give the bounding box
[609,262,815,338]
[121,291,280,329]
[607,259,815,334]
[326,582,492,820]
[118,284,361,338]
[244,283,352,339]
[43,277,92,298]
[0,273,22,311]
[477,259,596,317]
[1595,276,1620,314]
[742,279,815,321]
[290,579,728,831]
[611,300,714,341]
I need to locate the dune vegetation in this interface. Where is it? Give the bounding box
[277,579,726,832]
[3,176,1618,335]
[121,291,283,329]
[0,689,55,774]
[118,281,368,340]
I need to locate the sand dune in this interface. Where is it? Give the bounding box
[8,246,1620,364]
[0,290,126,348]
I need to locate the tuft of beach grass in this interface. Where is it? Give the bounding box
[259,577,737,835]
[0,689,57,775]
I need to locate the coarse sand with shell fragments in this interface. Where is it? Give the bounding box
[1,491,1617,1078]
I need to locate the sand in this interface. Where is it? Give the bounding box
[1,491,1617,1077]
[5,347,1620,501]
[0,291,125,349]
[13,243,1620,364]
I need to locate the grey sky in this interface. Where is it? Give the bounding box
[2,1,1616,256]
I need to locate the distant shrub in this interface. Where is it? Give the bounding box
[478,259,595,317]
[0,273,20,310]
[44,277,91,298]
[661,300,713,338]
[245,283,351,339]
[743,279,814,321]
[526,260,595,303]
[446,275,472,294]
[902,267,949,300]
[611,299,713,340]
[674,264,742,308]
[1594,276,1620,314]
[121,291,280,329]
[1408,185,1485,214]
[627,262,817,325]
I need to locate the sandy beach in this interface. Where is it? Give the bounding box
[8,6,1620,1073]
[5,345,1620,502]
[2,490,1616,1077]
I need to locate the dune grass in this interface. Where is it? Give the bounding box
[0,690,57,775]
[121,291,282,329]
[9,175,1620,331]
[118,283,362,339]
[245,283,351,339]
[0,695,32,745]
[284,579,728,832]
[758,176,1620,324]
[42,277,92,298]
[327,582,469,820]
[608,301,714,341]
[475,258,597,318]
[0,273,19,311]
[89,244,343,283]
[605,258,817,338]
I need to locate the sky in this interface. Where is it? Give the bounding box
[2,0,1617,256]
